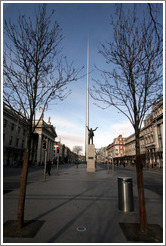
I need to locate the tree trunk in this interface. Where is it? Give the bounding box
[17,124,32,228]
[135,130,147,234]
[17,149,29,228]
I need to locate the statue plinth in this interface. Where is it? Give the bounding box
[87,144,95,173]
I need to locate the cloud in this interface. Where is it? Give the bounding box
[44,114,84,136]
[110,121,134,138]
[44,111,134,154]
[94,121,134,148]
[57,134,85,154]
[44,113,85,153]
[53,117,79,131]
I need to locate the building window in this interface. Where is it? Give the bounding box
[150,136,153,143]
[18,126,20,133]
[22,140,24,148]
[16,138,19,147]
[11,123,14,131]
[9,136,13,145]
[4,119,7,127]
[157,125,163,149]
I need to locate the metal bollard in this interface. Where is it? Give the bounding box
[118,177,134,212]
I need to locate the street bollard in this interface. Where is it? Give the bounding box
[118,177,134,212]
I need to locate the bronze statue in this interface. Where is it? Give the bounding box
[87,126,98,144]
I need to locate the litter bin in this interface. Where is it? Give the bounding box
[118,177,134,212]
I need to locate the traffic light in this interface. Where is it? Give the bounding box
[43,139,47,149]
[57,147,60,153]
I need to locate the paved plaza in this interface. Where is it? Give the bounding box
[3,164,163,244]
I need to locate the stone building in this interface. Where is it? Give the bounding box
[53,141,78,164]
[105,99,163,168]
[142,99,163,168]
[3,104,27,167]
[123,99,163,168]
[33,116,57,165]
[106,135,126,165]
[3,103,57,166]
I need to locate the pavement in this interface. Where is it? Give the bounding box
[3,163,164,244]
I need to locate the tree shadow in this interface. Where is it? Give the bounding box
[47,183,117,243]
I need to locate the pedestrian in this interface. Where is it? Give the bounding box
[46,160,51,175]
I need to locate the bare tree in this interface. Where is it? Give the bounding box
[3,4,82,228]
[91,3,163,233]
[73,146,83,167]
[73,146,83,155]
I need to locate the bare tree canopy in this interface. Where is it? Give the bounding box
[3,4,83,228]
[91,3,163,131]
[3,4,82,122]
[73,145,83,155]
[91,3,163,234]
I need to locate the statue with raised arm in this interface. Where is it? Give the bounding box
[87,126,98,145]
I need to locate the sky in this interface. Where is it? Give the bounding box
[2,1,164,155]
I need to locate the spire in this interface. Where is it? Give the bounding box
[86,37,89,129]
[85,37,89,162]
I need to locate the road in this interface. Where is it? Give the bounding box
[3,163,163,208]
[3,163,163,196]
[99,163,163,197]
[3,163,163,243]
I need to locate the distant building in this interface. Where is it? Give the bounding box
[3,103,57,166]
[125,99,163,168]
[109,99,163,168]
[53,141,81,164]
[106,135,126,165]
[106,143,114,163]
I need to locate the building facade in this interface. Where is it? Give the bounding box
[3,104,57,166]
[3,104,27,167]
[53,141,79,164]
[113,99,163,168]
[125,99,163,168]
[33,117,57,165]
[106,135,126,165]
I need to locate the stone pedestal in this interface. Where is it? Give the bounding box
[87,144,95,173]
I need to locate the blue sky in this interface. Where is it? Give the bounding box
[2,1,163,154]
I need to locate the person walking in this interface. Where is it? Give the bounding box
[46,160,51,175]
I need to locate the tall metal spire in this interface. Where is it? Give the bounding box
[85,37,89,163]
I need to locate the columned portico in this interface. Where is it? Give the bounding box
[34,117,57,165]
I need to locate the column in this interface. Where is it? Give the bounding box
[50,140,54,161]
[36,134,42,165]
[149,149,153,168]
[47,138,50,161]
